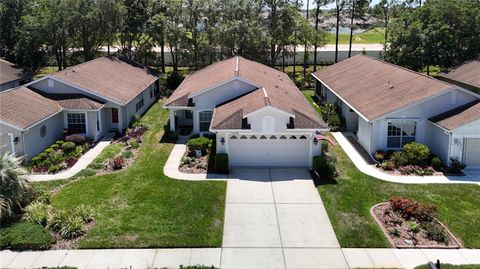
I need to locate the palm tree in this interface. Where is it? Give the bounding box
[0,152,29,220]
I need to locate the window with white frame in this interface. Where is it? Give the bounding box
[199,111,213,132]
[67,113,86,134]
[387,120,416,149]
[136,92,144,112]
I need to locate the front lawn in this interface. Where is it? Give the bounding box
[303,90,480,248]
[34,100,226,248]
[326,28,385,44]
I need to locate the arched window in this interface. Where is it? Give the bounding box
[199,111,213,132]
[262,115,275,133]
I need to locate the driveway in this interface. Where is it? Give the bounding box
[221,168,348,269]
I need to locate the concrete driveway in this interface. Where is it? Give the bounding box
[222,168,347,269]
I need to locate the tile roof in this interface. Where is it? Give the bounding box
[429,100,480,131]
[312,55,454,121]
[0,87,62,129]
[438,59,480,89]
[0,59,31,85]
[52,56,159,105]
[167,56,326,130]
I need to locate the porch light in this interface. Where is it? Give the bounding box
[313,137,318,145]
[13,137,19,145]
[220,137,225,146]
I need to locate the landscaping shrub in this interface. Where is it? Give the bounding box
[129,139,140,149]
[327,114,343,131]
[121,150,134,158]
[61,142,76,153]
[398,165,434,176]
[166,71,185,90]
[321,141,329,153]
[422,221,449,243]
[112,156,124,170]
[448,158,466,174]
[55,140,64,146]
[380,160,395,171]
[23,201,51,226]
[431,157,443,171]
[58,215,86,239]
[312,155,338,177]
[50,144,59,150]
[75,204,95,223]
[0,222,54,250]
[319,103,338,120]
[403,142,430,165]
[389,197,437,222]
[44,148,54,155]
[1,152,32,219]
[374,150,385,162]
[48,165,61,174]
[65,134,86,145]
[187,137,210,151]
[390,151,409,167]
[215,153,229,173]
[87,163,104,170]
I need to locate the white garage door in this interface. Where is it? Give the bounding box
[464,138,480,166]
[228,135,310,167]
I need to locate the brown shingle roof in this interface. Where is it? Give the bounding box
[38,92,105,110]
[312,55,454,121]
[52,56,159,105]
[169,56,326,130]
[0,59,31,85]
[438,59,480,89]
[0,87,62,129]
[429,100,480,131]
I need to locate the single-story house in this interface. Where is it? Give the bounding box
[312,55,480,167]
[0,59,33,91]
[164,56,328,168]
[0,56,160,160]
[437,59,480,94]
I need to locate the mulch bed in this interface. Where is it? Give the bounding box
[179,150,209,174]
[371,202,462,248]
[373,165,464,177]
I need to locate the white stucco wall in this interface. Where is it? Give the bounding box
[124,83,158,130]
[247,107,291,133]
[0,124,23,156]
[357,117,372,153]
[425,122,451,163]
[23,112,64,160]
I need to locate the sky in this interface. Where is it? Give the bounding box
[303,0,381,9]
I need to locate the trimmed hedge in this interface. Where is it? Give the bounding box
[312,156,329,175]
[187,137,210,151]
[0,222,54,250]
[403,142,430,165]
[215,153,229,173]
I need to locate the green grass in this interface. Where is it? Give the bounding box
[45,100,226,248]
[326,28,385,44]
[415,265,480,269]
[33,66,59,80]
[303,90,480,248]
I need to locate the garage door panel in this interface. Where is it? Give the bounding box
[229,138,309,167]
[465,138,480,166]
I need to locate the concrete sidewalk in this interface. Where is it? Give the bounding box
[332,132,480,185]
[2,247,479,269]
[28,133,114,182]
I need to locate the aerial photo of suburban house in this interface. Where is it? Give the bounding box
[0,56,160,160]
[0,58,33,91]
[312,55,480,168]
[164,56,328,168]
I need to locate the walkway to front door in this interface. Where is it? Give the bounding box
[221,168,348,269]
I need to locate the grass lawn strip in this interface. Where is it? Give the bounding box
[37,100,226,248]
[303,90,480,248]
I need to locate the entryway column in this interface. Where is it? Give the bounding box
[169,109,175,132]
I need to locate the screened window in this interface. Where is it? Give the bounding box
[67,113,86,134]
[387,120,416,148]
[199,111,212,132]
[111,108,118,123]
[136,93,144,112]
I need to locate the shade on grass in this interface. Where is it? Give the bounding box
[303,90,480,248]
[50,100,226,248]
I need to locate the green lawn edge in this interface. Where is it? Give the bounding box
[303,90,480,248]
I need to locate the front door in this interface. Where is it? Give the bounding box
[111,108,119,130]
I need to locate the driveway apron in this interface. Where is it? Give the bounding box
[221,168,347,269]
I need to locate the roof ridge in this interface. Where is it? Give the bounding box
[356,54,453,87]
[53,56,109,76]
[262,87,271,106]
[235,56,239,77]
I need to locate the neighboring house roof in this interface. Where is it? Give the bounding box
[51,56,159,105]
[437,59,480,90]
[0,59,31,85]
[429,100,480,131]
[0,87,62,130]
[312,55,454,121]
[37,93,105,110]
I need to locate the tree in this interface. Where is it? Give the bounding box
[97,0,125,56]
[313,0,327,71]
[121,0,150,59]
[334,0,347,63]
[302,0,310,78]
[0,152,29,221]
[372,0,400,48]
[150,0,168,72]
[0,0,29,61]
[347,0,370,58]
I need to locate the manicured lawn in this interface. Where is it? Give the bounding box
[33,66,59,80]
[326,28,385,44]
[303,90,480,248]
[44,100,226,248]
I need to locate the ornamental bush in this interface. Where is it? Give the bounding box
[403,142,430,165]
[61,141,76,153]
[390,151,409,167]
[215,153,229,173]
[0,222,54,250]
[65,134,86,145]
[187,137,210,151]
[23,201,51,226]
[431,157,443,171]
